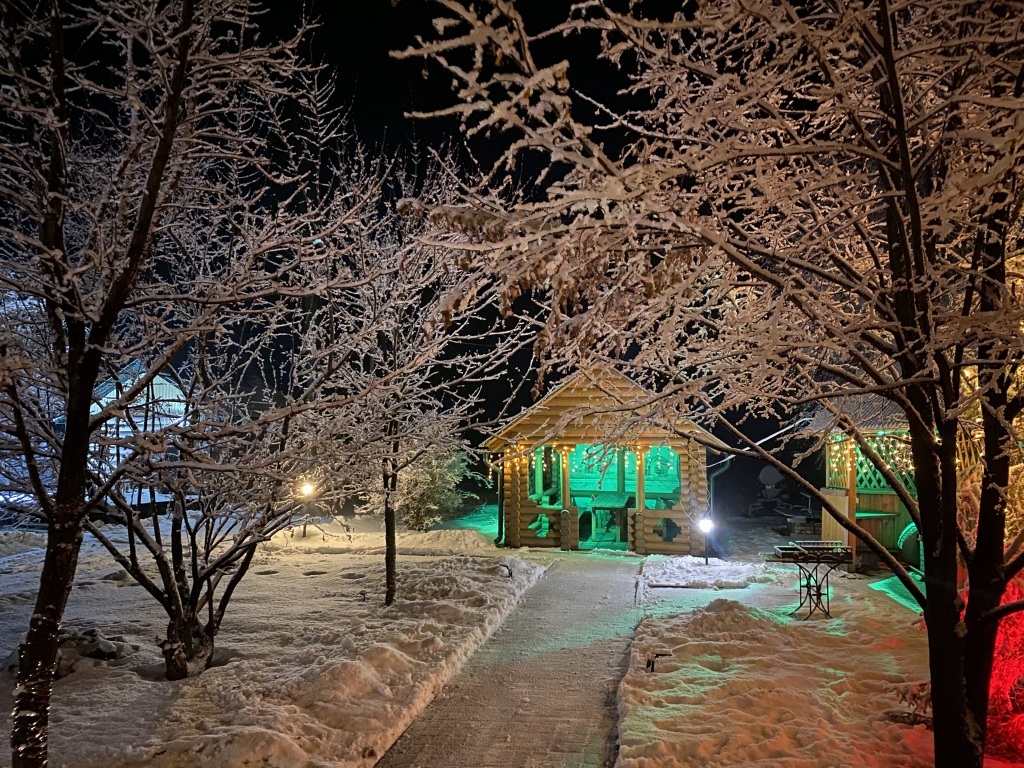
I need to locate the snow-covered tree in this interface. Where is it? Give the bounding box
[361,434,479,532]
[36,148,497,683]
[402,2,1024,765]
[0,1,401,763]
[314,174,528,605]
[392,445,479,532]
[77,327,318,682]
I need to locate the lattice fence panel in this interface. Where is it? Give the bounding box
[857,434,916,495]
[826,432,916,495]
[828,428,987,497]
[826,437,848,490]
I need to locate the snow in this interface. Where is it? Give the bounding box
[0,531,45,559]
[436,503,500,539]
[4,514,1024,768]
[267,518,496,557]
[619,595,930,767]
[0,522,543,768]
[640,554,781,592]
[620,580,1024,768]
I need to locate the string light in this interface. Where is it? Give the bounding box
[564,443,680,493]
[827,431,916,493]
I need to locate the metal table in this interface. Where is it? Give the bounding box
[764,541,853,619]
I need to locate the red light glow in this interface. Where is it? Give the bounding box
[988,578,1024,761]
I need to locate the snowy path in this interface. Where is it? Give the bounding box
[377,554,642,768]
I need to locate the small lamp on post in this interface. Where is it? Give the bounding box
[698,517,714,565]
[298,482,315,537]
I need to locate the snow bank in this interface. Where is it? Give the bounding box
[617,597,935,768]
[267,519,494,557]
[0,537,543,768]
[436,503,499,538]
[640,554,780,592]
[0,530,45,559]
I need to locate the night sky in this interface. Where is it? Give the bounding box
[269,1,606,151]
[264,1,460,150]
[310,2,447,147]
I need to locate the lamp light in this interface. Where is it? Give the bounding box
[698,517,714,564]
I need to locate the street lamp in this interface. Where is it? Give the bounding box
[297,482,316,537]
[698,517,714,565]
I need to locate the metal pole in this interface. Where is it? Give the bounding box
[704,532,709,565]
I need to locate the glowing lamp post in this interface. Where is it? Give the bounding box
[298,482,315,537]
[698,517,714,565]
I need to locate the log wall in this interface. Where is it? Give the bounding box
[631,441,709,556]
[510,459,562,548]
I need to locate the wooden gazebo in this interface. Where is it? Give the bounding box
[812,395,990,571]
[485,368,723,554]
[812,396,921,568]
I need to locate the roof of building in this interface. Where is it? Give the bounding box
[483,366,727,452]
[805,393,909,434]
[54,361,184,425]
[93,360,150,402]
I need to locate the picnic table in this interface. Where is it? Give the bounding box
[575,491,632,543]
[764,541,853,619]
[587,490,631,511]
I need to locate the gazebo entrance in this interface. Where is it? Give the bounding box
[519,437,689,552]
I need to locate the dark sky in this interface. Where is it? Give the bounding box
[261,0,463,151]
[308,1,454,148]
[267,1,586,152]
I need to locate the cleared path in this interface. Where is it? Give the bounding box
[377,554,642,768]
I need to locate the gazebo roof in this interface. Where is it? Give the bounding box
[806,394,909,434]
[483,366,725,452]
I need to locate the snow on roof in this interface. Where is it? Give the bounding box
[805,394,909,434]
[484,365,726,452]
[54,361,184,425]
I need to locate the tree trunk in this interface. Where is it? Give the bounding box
[913,420,995,768]
[161,613,215,681]
[924,580,978,768]
[927,575,1001,768]
[12,511,83,768]
[384,457,398,606]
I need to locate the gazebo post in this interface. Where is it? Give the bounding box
[558,444,577,550]
[635,446,646,512]
[559,445,572,510]
[634,447,646,548]
[505,450,521,548]
[493,451,505,546]
[846,442,858,572]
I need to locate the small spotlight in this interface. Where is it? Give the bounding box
[300,483,315,497]
[698,517,714,564]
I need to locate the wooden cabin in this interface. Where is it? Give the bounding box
[484,368,723,554]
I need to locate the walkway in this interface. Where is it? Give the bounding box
[377,554,643,768]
